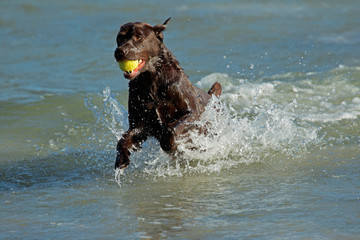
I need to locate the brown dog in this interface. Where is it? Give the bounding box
[114,18,221,170]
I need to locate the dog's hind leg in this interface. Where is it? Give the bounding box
[207,82,222,97]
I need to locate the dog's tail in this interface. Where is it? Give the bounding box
[208,82,222,97]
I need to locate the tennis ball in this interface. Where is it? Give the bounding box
[118,60,139,72]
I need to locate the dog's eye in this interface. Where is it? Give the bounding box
[134,35,143,41]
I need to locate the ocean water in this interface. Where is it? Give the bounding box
[1,0,360,239]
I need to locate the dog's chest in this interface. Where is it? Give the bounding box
[129,87,157,114]
[128,84,177,126]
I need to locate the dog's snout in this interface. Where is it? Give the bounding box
[114,47,127,61]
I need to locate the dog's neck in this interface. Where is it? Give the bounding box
[156,44,187,85]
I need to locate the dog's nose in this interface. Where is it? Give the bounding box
[114,47,127,60]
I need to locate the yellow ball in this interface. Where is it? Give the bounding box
[118,60,139,72]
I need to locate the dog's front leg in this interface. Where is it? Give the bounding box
[115,128,146,169]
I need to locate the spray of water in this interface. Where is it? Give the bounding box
[85,79,324,183]
[85,87,128,140]
[86,63,360,181]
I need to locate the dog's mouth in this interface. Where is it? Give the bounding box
[118,59,146,80]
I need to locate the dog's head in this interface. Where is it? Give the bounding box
[114,18,171,80]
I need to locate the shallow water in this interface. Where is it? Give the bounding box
[1,0,360,239]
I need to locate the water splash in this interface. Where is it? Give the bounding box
[85,87,128,140]
[172,94,318,174]
[85,66,360,180]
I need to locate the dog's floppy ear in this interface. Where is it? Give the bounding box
[153,17,171,42]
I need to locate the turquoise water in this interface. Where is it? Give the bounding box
[1,0,360,239]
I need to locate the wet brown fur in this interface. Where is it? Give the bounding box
[114,18,221,169]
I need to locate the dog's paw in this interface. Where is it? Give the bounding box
[115,151,130,169]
